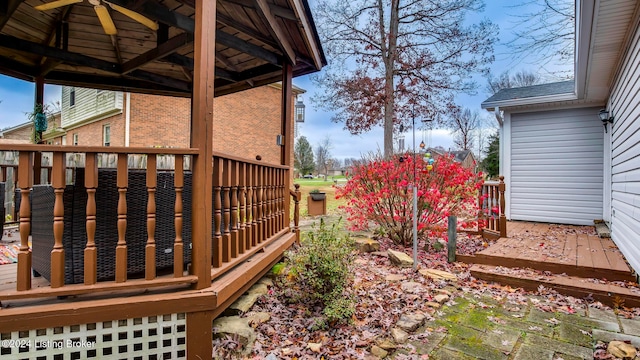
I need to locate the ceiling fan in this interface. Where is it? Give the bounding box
[34,0,159,35]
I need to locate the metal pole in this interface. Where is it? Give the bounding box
[412,116,418,270]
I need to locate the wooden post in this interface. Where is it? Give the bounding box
[190,0,215,289]
[50,151,66,288]
[498,175,507,238]
[115,153,128,283]
[187,310,214,360]
[173,155,185,277]
[84,153,98,284]
[35,76,44,146]
[17,152,33,291]
[281,63,293,230]
[145,154,157,280]
[293,184,300,244]
[447,215,457,263]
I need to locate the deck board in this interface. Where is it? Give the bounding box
[462,221,634,282]
[576,233,594,269]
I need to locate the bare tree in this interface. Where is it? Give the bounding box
[315,136,333,180]
[312,0,497,158]
[486,69,542,95]
[505,0,575,75]
[448,108,483,151]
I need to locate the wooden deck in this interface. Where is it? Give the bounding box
[458,221,640,307]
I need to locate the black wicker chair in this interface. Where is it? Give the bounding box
[31,168,192,284]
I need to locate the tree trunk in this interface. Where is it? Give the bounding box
[380,0,400,158]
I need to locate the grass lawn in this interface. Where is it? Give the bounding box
[292,177,347,217]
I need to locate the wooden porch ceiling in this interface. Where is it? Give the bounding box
[0,0,326,97]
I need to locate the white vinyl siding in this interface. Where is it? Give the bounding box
[608,20,640,275]
[61,87,123,128]
[510,107,603,225]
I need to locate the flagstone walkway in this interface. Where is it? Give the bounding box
[402,292,640,359]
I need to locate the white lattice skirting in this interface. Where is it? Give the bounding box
[1,313,186,359]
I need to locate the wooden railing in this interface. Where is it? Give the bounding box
[478,176,506,240]
[0,146,297,302]
[210,152,290,272]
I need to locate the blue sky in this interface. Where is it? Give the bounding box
[0,1,571,159]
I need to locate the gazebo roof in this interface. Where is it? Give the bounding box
[0,0,326,97]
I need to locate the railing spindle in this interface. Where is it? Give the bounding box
[17,152,33,291]
[238,162,247,254]
[222,158,232,262]
[145,154,157,280]
[84,153,98,285]
[50,151,66,288]
[246,163,255,248]
[255,165,263,244]
[213,157,223,268]
[115,153,128,283]
[230,160,239,258]
[266,167,273,238]
[174,155,184,277]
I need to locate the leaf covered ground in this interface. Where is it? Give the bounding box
[213,226,640,359]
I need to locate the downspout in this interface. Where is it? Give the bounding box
[494,106,503,126]
[125,92,131,146]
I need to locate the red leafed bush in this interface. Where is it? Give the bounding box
[336,153,483,247]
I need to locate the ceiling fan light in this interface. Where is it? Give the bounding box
[94,5,117,35]
[34,0,83,11]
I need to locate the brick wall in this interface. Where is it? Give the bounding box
[128,93,191,148]
[65,113,125,147]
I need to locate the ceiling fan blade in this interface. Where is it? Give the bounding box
[105,2,159,31]
[34,0,83,11]
[94,5,117,35]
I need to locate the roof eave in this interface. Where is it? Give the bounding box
[481,92,578,112]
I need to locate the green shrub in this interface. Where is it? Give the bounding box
[286,219,355,325]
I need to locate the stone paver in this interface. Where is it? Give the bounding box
[524,334,593,359]
[620,317,640,335]
[554,322,593,348]
[513,344,554,360]
[592,328,640,347]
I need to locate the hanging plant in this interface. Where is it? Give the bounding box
[28,103,48,143]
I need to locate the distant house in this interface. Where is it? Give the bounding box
[425,147,476,171]
[1,112,62,144]
[36,84,304,166]
[481,0,640,275]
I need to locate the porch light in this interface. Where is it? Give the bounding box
[295,97,305,122]
[599,109,614,133]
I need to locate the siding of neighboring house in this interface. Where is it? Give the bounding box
[508,107,603,225]
[608,20,640,274]
[2,124,32,141]
[61,87,123,128]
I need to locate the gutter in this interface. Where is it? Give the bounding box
[481,92,578,112]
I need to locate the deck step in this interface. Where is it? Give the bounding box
[470,264,640,308]
[459,253,636,282]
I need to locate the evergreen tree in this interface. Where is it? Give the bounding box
[481,131,499,178]
[294,136,315,176]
